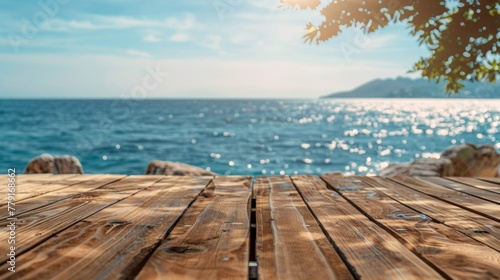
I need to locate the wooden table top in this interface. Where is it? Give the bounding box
[0,174,499,279]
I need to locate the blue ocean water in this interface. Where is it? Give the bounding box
[1,99,499,175]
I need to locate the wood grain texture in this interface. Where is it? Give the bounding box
[0,174,110,204]
[0,175,126,220]
[0,176,153,265]
[0,176,212,280]
[1,175,498,279]
[479,177,500,186]
[0,174,84,193]
[0,174,75,184]
[392,175,500,222]
[255,176,353,280]
[419,177,500,204]
[448,177,500,195]
[323,174,500,280]
[291,175,443,280]
[136,176,252,280]
[363,176,500,252]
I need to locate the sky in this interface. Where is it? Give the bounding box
[0,0,429,99]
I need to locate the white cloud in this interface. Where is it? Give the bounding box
[170,33,190,42]
[143,34,161,42]
[142,32,190,43]
[126,49,151,58]
[230,34,255,44]
[0,54,413,99]
[44,14,197,31]
[0,5,428,100]
[366,34,398,49]
[247,0,281,10]
[49,20,97,30]
[201,35,222,50]
[163,14,196,30]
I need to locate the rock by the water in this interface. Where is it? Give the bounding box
[24,154,83,174]
[440,143,500,177]
[380,143,500,177]
[145,160,216,176]
[380,158,453,177]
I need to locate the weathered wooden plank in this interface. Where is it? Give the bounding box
[0,174,123,204]
[136,176,252,280]
[0,174,79,191]
[0,174,81,180]
[0,176,153,265]
[362,176,500,252]
[255,176,353,280]
[291,175,443,280]
[0,176,212,280]
[17,174,53,178]
[448,177,500,195]
[93,175,166,192]
[392,175,500,222]
[0,175,125,201]
[50,174,114,182]
[479,177,500,186]
[0,174,79,188]
[22,174,81,182]
[0,174,55,181]
[0,175,127,220]
[420,177,500,204]
[323,174,500,280]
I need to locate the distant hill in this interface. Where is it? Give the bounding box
[322,77,500,98]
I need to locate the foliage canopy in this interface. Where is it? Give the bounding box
[281,0,500,93]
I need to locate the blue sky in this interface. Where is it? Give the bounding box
[0,0,429,98]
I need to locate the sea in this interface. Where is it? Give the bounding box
[1,99,499,176]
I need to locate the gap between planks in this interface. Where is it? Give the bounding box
[365,176,500,252]
[254,176,354,280]
[135,176,252,280]
[0,175,127,221]
[418,177,500,205]
[0,174,106,205]
[391,175,500,223]
[2,175,499,280]
[0,176,213,280]
[321,174,500,280]
[0,176,165,272]
[291,175,444,280]
[451,177,500,195]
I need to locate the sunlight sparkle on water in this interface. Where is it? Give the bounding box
[7,99,497,175]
